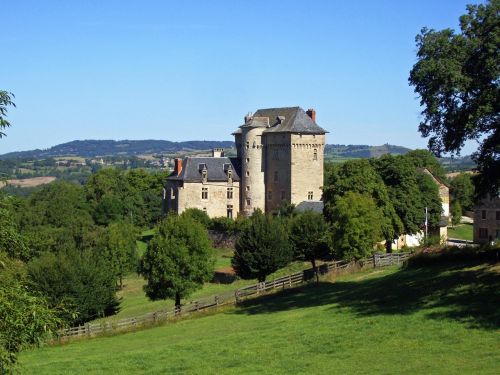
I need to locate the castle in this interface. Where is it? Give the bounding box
[164,107,327,218]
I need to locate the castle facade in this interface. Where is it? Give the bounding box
[164,106,327,218]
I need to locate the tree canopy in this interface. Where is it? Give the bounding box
[409,0,500,196]
[232,210,292,282]
[0,91,15,138]
[139,214,214,308]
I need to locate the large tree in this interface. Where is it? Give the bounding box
[0,91,15,138]
[324,159,403,252]
[139,214,214,309]
[409,0,500,196]
[232,210,292,282]
[330,192,383,260]
[290,210,331,282]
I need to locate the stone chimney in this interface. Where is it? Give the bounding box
[244,112,253,123]
[174,158,183,175]
[306,108,316,122]
[212,148,225,157]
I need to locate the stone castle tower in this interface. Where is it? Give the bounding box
[234,106,327,215]
[164,106,326,218]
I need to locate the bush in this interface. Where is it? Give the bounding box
[209,217,236,233]
[181,208,211,228]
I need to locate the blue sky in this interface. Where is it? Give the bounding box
[1,0,482,154]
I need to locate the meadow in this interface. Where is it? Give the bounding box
[20,258,500,374]
[448,224,474,241]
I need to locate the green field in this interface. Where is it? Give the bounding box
[20,260,500,374]
[448,224,473,241]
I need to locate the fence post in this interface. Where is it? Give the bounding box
[373,253,377,268]
[85,323,90,337]
[215,295,219,306]
[288,275,292,287]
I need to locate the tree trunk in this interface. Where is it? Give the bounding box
[175,292,181,314]
[385,239,393,253]
[311,259,319,283]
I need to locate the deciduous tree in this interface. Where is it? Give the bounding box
[409,0,500,196]
[0,90,15,138]
[139,214,214,309]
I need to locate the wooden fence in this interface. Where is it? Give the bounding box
[57,252,411,341]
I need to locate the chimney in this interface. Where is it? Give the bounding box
[244,112,253,123]
[306,108,316,122]
[174,158,183,175]
[212,148,225,157]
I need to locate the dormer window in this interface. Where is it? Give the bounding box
[202,169,207,182]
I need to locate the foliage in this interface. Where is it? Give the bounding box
[0,207,30,261]
[101,222,139,288]
[232,210,292,282]
[405,149,447,181]
[330,192,382,260]
[27,250,119,325]
[409,0,500,196]
[0,91,15,138]
[181,208,211,228]
[0,253,62,373]
[289,210,331,281]
[415,171,443,229]
[324,159,402,249]
[139,214,215,307]
[451,201,463,227]
[449,173,475,211]
[209,216,236,233]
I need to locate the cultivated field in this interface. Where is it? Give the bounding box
[20,259,500,374]
[0,176,56,188]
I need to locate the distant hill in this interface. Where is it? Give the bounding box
[0,140,415,160]
[0,140,236,159]
[325,143,411,158]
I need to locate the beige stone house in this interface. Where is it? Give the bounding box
[164,107,327,218]
[473,194,500,244]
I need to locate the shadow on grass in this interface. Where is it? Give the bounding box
[234,260,500,330]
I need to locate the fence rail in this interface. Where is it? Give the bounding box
[57,251,411,341]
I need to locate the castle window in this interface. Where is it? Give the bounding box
[313,149,318,161]
[479,228,488,238]
[203,207,207,213]
[227,187,233,199]
[170,188,176,199]
[496,211,500,220]
[246,186,250,191]
[246,158,250,163]
[227,205,233,219]
[273,149,279,160]
[308,191,313,200]
[274,171,278,182]
[268,191,272,200]
[246,198,251,206]
[202,169,207,182]
[201,187,208,200]
[281,191,285,200]
[246,171,250,177]
[227,170,232,180]
[246,141,249,149]
[481,210,486,219]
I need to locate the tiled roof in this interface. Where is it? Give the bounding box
[167,157,241,182]
[232,106,327,135]
[295,200,324,213]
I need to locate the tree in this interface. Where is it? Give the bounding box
[290,210,331,282]
[451,200,463,227]
[181,208,211,228]
[0,254,62,373]
[232,210,292,282]
[139,214,214,309]
[324,159,403,252]
[28,249,119,325]
[330,192,383,260]
[0,91,15,138]
[102,222,138,288]
[450,173,475,211]
[409,0,500,196]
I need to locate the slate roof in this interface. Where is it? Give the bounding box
[295,200,324,213]
[232,107,327,135]
[167,157,241,182]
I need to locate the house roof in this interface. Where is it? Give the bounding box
[295,200,324,214]
[167,157,241,183]
[232,107,327,135]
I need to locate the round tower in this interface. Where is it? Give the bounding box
[241,117,267,216]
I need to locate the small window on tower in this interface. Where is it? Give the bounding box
[268,191,272,200]
[246,186,250,191]
[281,191,285,200]
[246,171,250,177]
[246,198,251,206]
[482,210,486,219]
[313,149,318,161]
[202,169,207,182]
[227,187,233,199]
[246,142,249,149]
[202,187,208,200]
[308,191,313,200]
[274,171,278,182]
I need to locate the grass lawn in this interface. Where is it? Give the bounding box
[448,223,473,241]
[93,246,310,323]
[20,260,500,374]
